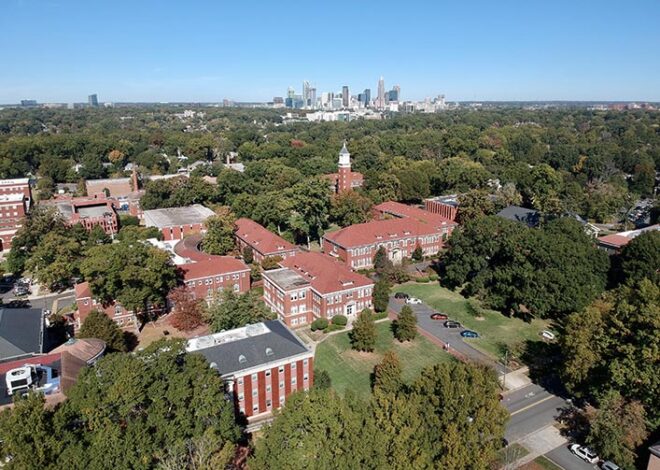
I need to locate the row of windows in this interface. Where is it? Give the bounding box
[291,316,307,326]
[237,374,310,402]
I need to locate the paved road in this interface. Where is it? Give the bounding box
[1,282,75,312]
[546,445,598,470]
[503,383,568,443]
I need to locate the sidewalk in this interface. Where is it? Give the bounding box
[511,426,566,468]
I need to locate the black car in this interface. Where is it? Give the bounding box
[394,292,410,300]
[444,320,462,329]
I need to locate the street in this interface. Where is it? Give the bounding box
[388,295,593,469]
[0,279,75,312]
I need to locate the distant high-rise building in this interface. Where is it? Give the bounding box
[377,77,385,109]
[309,87,317,108]
[342,86,349,108]
[88,94,99,107]
[302,80,311,107]
[287,87,296,99]
[387,85,400,103]
[20,100,37,107]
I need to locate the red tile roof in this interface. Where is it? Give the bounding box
[180,257,249,281]
[374,201,455,225]
[324,216,450,248]
[279,252,372,294]
[74,281,92,299]
[235,218,297,256]
[596,234,633,248]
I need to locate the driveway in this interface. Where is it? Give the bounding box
[388,296,505,373]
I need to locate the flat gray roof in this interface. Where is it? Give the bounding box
[263,268,310,291]
[143,204,215,228]
[77,204,112,218]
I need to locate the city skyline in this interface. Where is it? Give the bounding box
[1,0,660,103]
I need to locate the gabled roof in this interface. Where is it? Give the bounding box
[0,308,43,361]
[279,252,372,294]
[235,218,297,256]
[186,320,311,376]
[179,257,249,281]
[374,201,456,225]
[496,205,540,228]
[323,217,449,248]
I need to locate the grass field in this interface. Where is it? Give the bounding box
[396,283,550,361]
[315,320,453,400]
[519,456,563,470]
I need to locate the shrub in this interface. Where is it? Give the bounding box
[331,315,348,326]
[428,273,439,281]
[326,324,345,332]
[311,318,329,331]
[415,276,430,283]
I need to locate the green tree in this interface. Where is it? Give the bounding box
[412,245,423,261]
[373,246,391,273]
[394,305,417,342]
[314,369,332,390]
[25,232,82,290]
[373,350,402,394]
[242,246,254,264]
[350,309,376,352]
[205,289,274,332]
[78,309,127,352]
[457,190,496,223]
[412,362,508,469]
[289,177,331,246]
[87,224,111,245]
[201,206,236,255]
[372,279,391,313]
[80,241,178,314]
[261,255,283,270]
[586,391,647,470]
[329,191,373,227]
[617,231,660,285]
[561,279,660,427]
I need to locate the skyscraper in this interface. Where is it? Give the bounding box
[88,94,99,107]
[387,85,400,103]
[309,87,317,108]
[302,80,311,107]
[342,86,349,108]
[377,77,385,109]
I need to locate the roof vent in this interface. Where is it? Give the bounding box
[238,355,247,364]
[265,347,273,356]
[209,362,218,370]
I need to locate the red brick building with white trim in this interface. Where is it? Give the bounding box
[41,194,118,236]
[325,142,363,193]
[186,320,313,422]
[322,201,457,269]
[234,218,298,263]
[262,252,373,328]
[73,282,141,332]
[0,178,31,251]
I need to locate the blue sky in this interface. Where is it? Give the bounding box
[1,0,659,103]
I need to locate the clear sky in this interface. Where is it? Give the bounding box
[1,0,659,103]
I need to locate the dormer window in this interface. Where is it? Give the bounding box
[265,347,274,356]
[238,355,247,364]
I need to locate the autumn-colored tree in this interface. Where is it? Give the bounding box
[108,149,126,164]
[168,286,204,331]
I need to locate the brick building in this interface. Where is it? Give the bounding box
[323,201,456,269]
[42,194,118,236]
[0,178,32,251]
[186,320,313,421]
[424,195,459,221]
[73,282,141,333]
[262,252,373,328]
[143,204,215,241]
[85,168,139,198]
[326,142,363,193]
[234,218,298,263]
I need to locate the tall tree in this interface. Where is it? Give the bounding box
[330,191,373,227]
[350,309,376,352]
[586,390,647,470]
[372,279,391,313]
[205,289,274,332]
[373,350,402,394]
[201,206,236,255]
[25,232,82,290]
[168,286,204,331]
[78,309,127,352]
[394,305,417,342]
[617,231,660,285]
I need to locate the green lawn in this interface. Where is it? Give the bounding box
[396,283,550,361]
[315,320,453,400]
[530,456,563,470]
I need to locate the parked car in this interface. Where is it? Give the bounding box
[406,297,422,305]
[430,313,448,321]
[569,444,599,464]
[461,330,479,338]
[12,285,30,297]
[541,330,556,340]
[601,462,620,470]
[394,292,410,300]
[444,320,462,329]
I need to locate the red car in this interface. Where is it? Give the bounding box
[430,313,449,321]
